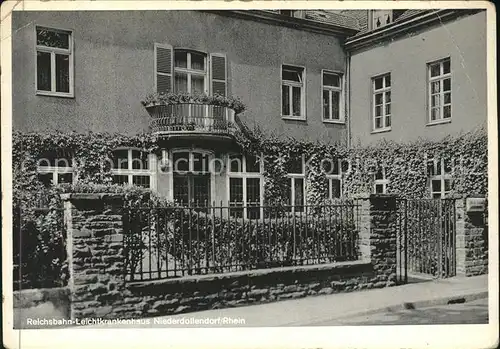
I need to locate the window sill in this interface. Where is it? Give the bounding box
[282,116,307,121]
[36,90,74,98]
[426,119,452,126]
[371,127,392,134]
[323,119,345,125]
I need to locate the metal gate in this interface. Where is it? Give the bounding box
[395,198,457,284]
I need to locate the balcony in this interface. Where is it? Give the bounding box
[142,93,246,141]
[147,103,236,137]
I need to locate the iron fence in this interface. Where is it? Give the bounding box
[147,103,236,134]
[395,198,457,282]
[123,201,362,281]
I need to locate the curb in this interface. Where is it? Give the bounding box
[297,290,489,325]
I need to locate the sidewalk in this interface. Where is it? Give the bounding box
[87,274,488,328]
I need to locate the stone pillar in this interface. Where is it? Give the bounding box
[354,196,371,262]
[62,193,130,320]
[455,196,488,276]
[368,194,398,287]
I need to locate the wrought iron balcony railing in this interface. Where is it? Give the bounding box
[146,103,237,136]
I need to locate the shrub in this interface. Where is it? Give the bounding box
[124,204,359,279]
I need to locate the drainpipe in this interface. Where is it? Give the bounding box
[346,51,352,149]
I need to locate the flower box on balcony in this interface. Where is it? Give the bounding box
[141,92,246,114]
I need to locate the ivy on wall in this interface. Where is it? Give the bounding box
[13,126,487,208]
[13,131,159,195]
[235,126,488,202]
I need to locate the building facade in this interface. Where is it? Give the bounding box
[12,10,357,206]
[11,9,488,205]
[345,9,487,145]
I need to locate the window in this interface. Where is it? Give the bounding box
[373,167,389,194]
[37,149,74,186]
[154,45,228,119]
[174,50,208,117]
[228,154,263,219]
[171,150,211,205]
[322,71,343,122]
[279,10,304,18]
[284,157,305,212]
[155,45,227,96]
[428,58,451,123]
[36,27,73,97]
[322,158,345,199]
[282,65,305,119]
[427,158,453,198]
[371,10,393,29]
[174,50,207,95]
[111,149,154,189]
[372,74,391,131]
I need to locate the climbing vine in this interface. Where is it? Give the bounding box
[235,126,487,202]
[13,126,487,207]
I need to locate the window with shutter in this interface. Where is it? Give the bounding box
[210,53,227,96]
[154,43,173,93]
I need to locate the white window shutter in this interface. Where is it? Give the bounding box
[210,53,227,96]
[154,43,173,93]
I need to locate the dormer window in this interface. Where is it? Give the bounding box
[371,10,393,29]
[370,9,407,30]
[279,10,304,18]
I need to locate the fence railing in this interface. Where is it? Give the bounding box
[395,198,457,281]
[123,201,362,282]
[147,103,236,134]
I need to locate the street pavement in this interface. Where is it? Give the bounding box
[82,274,489,328]
[307,297,489,326]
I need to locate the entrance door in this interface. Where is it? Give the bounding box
[173,174,211,206]
[172,150,211,207]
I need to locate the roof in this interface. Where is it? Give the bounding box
[344,8,483,51]
[304,10,360,31]
[263,9,360,31]
[339,9,430,35]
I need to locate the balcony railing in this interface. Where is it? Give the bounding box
[146,103,237,136]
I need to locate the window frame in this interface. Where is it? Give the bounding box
[370,10,393,30]
[281,64,306,120]
[35,26,74,98]
[168,149,213,205]
[428,158,453,199]
[427,57,452,125]
[37,150,76,186]
[285,157,306,212]
[227,154,264,219]
[279,10,304,18]
[324,158,343,200]
[322,70,344,124]
[371,73,392,133]
[110,148,156,190]
[173,49,209,95]
[373,166,389,194]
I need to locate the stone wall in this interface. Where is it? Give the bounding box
[125,261,375,317]
[367,195,397,287]
[62,193,130,319]
[455,197,488,276]
[62,193,399,320]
